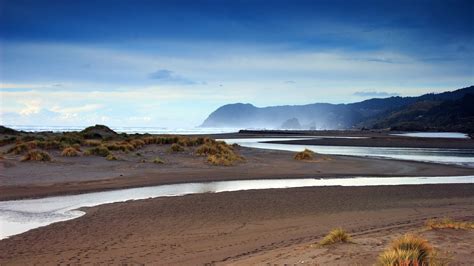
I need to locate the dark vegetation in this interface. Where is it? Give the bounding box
[0,124,244,166]
[202,85,474,133]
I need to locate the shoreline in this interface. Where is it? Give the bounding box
[2,150,473,200]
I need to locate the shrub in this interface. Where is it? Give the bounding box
[72,143,82,151]
[21,150,52,162]
[425,217,474,230]
[377,234,434,266]
[153,157,164,164]
[106,154,118,161]
[294,149,315,160]
[84,146,110,157]
[61,147,79,157]
[319,228,351,246]
[56,133,83,145]
[169,143,185,152]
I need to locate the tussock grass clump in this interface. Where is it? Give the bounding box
[130,139,145,149]
[36,140,64,150]
[84,146,110,157]
[196,140,244,166]
[7,143,30,154]
[377,234,436,266]
[84,140,102,147]
[153,157,164,164]
[61,147,80,157]
[425,217,474,230]
[106,154,118,161]
[169,143,185,152]
[319,228,351,246]
[106,142,135,152]
[294,149,315,160]
[21,150,52,162]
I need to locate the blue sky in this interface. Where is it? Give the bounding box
[1,0,473,128]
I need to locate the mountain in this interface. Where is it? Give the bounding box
[201,85,474,132]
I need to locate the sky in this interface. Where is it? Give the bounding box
[0,0,473,128]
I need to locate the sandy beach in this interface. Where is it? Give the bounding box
[1,130,473,265]
[1,184,473,265]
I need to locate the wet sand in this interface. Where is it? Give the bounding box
[1,184,473,265]
[1,145,473,200]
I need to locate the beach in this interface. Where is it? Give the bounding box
[0,130,473,265]
[1,184,473,265]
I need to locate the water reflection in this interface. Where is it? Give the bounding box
[1,176,473,239]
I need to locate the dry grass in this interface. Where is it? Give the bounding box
[84,146,110,157]
[377,234,445,266]
[153,157,164,164]
[294,149,315,160]
[84,140,102,147]
[425,217,474,230]
[21,150,52,162]
[61,147,80,157]
[169,143,185,152]
[7,143,30,154]
[196,140,244,166]
[318,228,351,246]
[106,154,118,161]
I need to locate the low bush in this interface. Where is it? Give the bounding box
[169,143,185,152]
[425,217,474,230]
[21,150,52,162]
[319,228,351,246]
[84,146,110,157]
[377,234,437,266]
[294,149,315,160]
[61,147,80,157]
[84,140,102,147]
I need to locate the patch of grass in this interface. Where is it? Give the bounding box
[153,157,164,164]
[84,146,110,157]
[169,143,185,152]
[106,154,118,161]
[318,228,351,246]
[130,139,145,149]
[195,140,244,166]
[294,149,315,160]
[84,140,102,147]
[36,140,64,150]
[71,143,82,151]
[21,150,52,162]
[61,147,80,157]
[7,143,30,154]
[377,234,440,266]
[106,142,135,152]
[425,217,474,230]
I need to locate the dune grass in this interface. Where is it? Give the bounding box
[294,149,315,160]
[318,228,352,246]
[61,147,80,157]
[377,234,444,266]
[84,146,110,157]
[7,143,30,154]
[105,154,118,161]
[153,157,164,164]
[169,143,185,152]
[425,217,474,230]
[21,150,52,162]
[195,140,244,166]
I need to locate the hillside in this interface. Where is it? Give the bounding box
[201,86,474,132]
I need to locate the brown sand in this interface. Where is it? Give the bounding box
[1,145,473,200]
[0,184,473,265]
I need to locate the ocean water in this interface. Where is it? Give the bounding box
[391,132,469,139]
[4,125,241,135]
